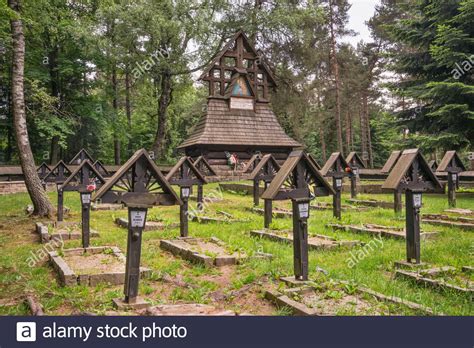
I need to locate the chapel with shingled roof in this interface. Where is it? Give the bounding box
[178,31,302,169]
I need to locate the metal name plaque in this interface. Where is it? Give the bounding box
[130,211,146,228]
[413,194,422,208]
[299,203,309,218]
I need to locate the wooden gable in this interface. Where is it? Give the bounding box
[69,148,95,165]
[382,149,442,191]
[307,154,321,170]
[93,149,181,207]
[43,160,72,183]
[345,152,366,169]
[37,162,51,180]
[428,160,438,171]
[381,150,401,173]
[200,30,276,102]
[249,154,280,182]
[261,151,334,201]
[165,157,207,187]
[93,160,110,177]
[192,156,217,177]
[61,160,106,192]
[437,151,466,173]
[320,152,351,177]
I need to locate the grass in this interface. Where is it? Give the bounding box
[0,181,472,315]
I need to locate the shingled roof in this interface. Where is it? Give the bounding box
[178,99,301,149]
[437,151,466,173]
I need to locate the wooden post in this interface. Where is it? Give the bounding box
[124,206,147,304]
[180,187,190,237]
[292,198,309,281]
[447,172,456,208]
[405,190,422,264]
[332,177,342,219]
[197,184,203,206]
[80,191,91,248]
[253,179,260,206]
[394,189,402,214]
[264,199,272,229]
[350,174,357,199]
[57,186,64,222]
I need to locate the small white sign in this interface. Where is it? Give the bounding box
[353,168,359,176]
[298,203,309,218]
[413,194,422,208]
[81,193,91,204]
[451,173,457,181]
[130,210,146,228]
[181,187,190,198]
[336,179,343,188]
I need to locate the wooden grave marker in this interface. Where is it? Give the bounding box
[93,160,110,177]
[61,160,106,248]
[190,156,217,205]
[166,157,207,237]
[37,162,51,181]
[382,149,442,265]
[346,152,366,199]
[261,150,334,281]
[249,154,280,227]
[93,149,181,308]
[320,152,352,219]
[381,151,404,213]
[69,148,95,165]
[42,160,72,222]
[437,151,466,208]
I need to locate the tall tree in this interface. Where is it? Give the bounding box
[8,0,53,216]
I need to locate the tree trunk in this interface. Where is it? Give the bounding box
[152,70,172,160]
[112,65,121,165]
[125,69,133,156]
[360,92,368,167]
[48,41,60,164]
[9,0,53,217]
[319,126,327,163]
[50,135,60,164]
[345,111,351,153]
[329,0,343,154]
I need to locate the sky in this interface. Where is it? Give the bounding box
[344,0,380,46]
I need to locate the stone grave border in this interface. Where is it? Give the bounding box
[395,266,473,296]
[250,229,361,250]
[48,246,151,286]
[265,278,435,316]
[35,222,99,244]
[160,237,249,267]
[328,223,438,240]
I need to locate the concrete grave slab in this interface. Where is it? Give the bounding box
[47,246,151,286]
[266,278,434,316]
[395,267,473,296]
[422,214,474,231]
[160,237,247,267]
[91,203,124,211]
[347,199,393,209]
[328,223,438,240]
[444,208,474,217]
[250,229,361,250]
[35,222,99,244]
[249,207,292,218]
